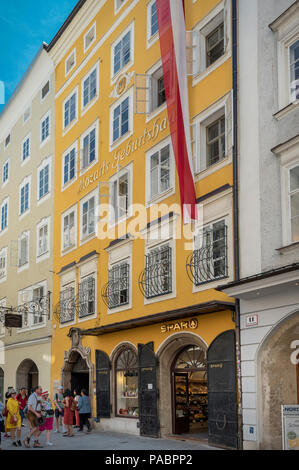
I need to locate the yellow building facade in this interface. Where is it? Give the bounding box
[48,0,237,448]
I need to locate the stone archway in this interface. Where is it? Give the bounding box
[156,332,208,437]
[16,359,39,392]
[0,367,4,401]
[257,311,299,450]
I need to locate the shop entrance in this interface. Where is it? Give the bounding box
[70,354,89,395]
[172,345,208,437]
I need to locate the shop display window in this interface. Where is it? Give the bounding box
[115,348,139,418]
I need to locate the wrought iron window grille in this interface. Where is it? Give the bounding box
[0,292,51,329]
[102,263,129,309]
[54,287,76,325]
[186,223,228,286]
[139,245,172,299]
[79,277,96,318]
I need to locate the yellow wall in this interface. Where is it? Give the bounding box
[51,0,234,390]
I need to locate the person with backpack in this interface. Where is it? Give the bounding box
[53,385,65,433]
[39,391,54,446]
[77,389,91,433]
[62,389,74,437]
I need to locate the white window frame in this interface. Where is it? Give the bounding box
[145,136,175,206]
[2,159,9,187]
[40,110,51,146]
[23,104,32,124]
[21,132,31,164]
[61,203,77,255]
[17,231,30,273]
[111,22,134,82]
[114,0,129,15]
[0,197,9,235]
[110,87,133,150]
[147,0,159,49]
[191,0,231,86]
[63,86,78,135]
[0,247,8,284]
[79,188,97,245]
[80,119,99,175]
[191,91,233,179]
[109,162,133,227]
[36,217,50,263]
[19,175,31,219]
[281,161,299,246]
[62,141,78,191]
[37,156,51,204]
[106,238,132,314]
[41,78,51,102]
[65,49,76,77]
[81,61,100,115]
[78,257,98,323]
[84,22,96,53]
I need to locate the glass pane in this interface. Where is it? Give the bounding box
[175,346,206,369]
[291,216,299,242]
[291,192,299,217]
[290,166,299,191]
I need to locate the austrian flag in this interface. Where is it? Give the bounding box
[156,0,197,223]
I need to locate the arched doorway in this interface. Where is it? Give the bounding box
[171,345,207,436]
[0,367,4,401]
[62,351,90,395]
[258,311,299,450]
[16,359,39,393]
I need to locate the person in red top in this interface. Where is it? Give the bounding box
[16,388,28,427]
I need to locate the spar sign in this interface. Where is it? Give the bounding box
[281,405,299,450]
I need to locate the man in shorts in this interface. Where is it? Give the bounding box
[53,385,65,433]
[23,385,44,448]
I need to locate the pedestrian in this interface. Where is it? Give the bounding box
[78,389,91,433]
[4,387,14,438]
[0,397,5,450]
[39,391,54,446]
[62,389,74,437]
[6,389,22,447]
[23,385,44,448]
[53,385,65,433]
[16,387,28,427]
[73,389,80,428]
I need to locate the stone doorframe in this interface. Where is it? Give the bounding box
[156,332,208,437]
[61,328,94,415]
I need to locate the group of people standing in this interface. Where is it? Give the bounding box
[0,385,91,449]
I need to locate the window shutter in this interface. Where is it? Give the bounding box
[186,30,200,76]
[135,74,151,114]
[225,90,234,156]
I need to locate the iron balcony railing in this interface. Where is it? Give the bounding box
[139,245,172,299]
[186,223,228,286]
[102,263,129,309]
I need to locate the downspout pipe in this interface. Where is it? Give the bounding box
[232,0,243,450]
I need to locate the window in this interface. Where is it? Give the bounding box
[1,199,8,232]
[63,90,77,129]
[135,63,166,115]
[115,0,129,14]
[20,179,30,215]
[62,206,76,251]
[290,40,299,102]
[84,23,96,52]
[81,193,96,240]
[82,64,98,109]
[115,348,139,418]
[289,165,299,242]
[41,80,50,100]
[188,220,228,286]
[2,160,8,184]
[37,219,49,257]
[32,286,45,325]
[206,115,225,166]
[38,163,50,200]
[0,248,7,280]
[0,298,6,336]
[23,105,31,123]
[143,244,172,299]
[18,233,29,268]
[78,276,95,318]
[107,263,129,309]
[149,0,158,39]
[41,111,50,143]
[22,134,30,161]
[110,167,131,224]
[60,284,76,324]
[65,50,76,76]
[112,97,129,143]
[81,123,97,171]
[112,25,133,77]
[5,134,10,148]
[150,144,170,200]
[206,23,224,67]
[63,146,76,186]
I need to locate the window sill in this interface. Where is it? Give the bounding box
[194,155,231,182]
[145,102,167,124]
[146,187,175,208]
[110,129,133,153]
[81,95,99,117]
[61,244,77,256]
[192,51,231,88]
[146,32,159,50]
[80,232,96,246]
[276,241,299,255]
[62,118,78,137]
[80,158,98,178]
[273,100,299,120]
[111,61,134,86]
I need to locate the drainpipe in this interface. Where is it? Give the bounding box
[232,0,243,450]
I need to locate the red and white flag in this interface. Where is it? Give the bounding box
[156,0,197,223]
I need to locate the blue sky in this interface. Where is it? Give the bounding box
[0,0,78,112]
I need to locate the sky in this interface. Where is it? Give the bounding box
[0,0,79,112]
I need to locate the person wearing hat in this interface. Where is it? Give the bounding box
[53,386,65,433]
[6,389,22,447]
[39,391,54,446]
